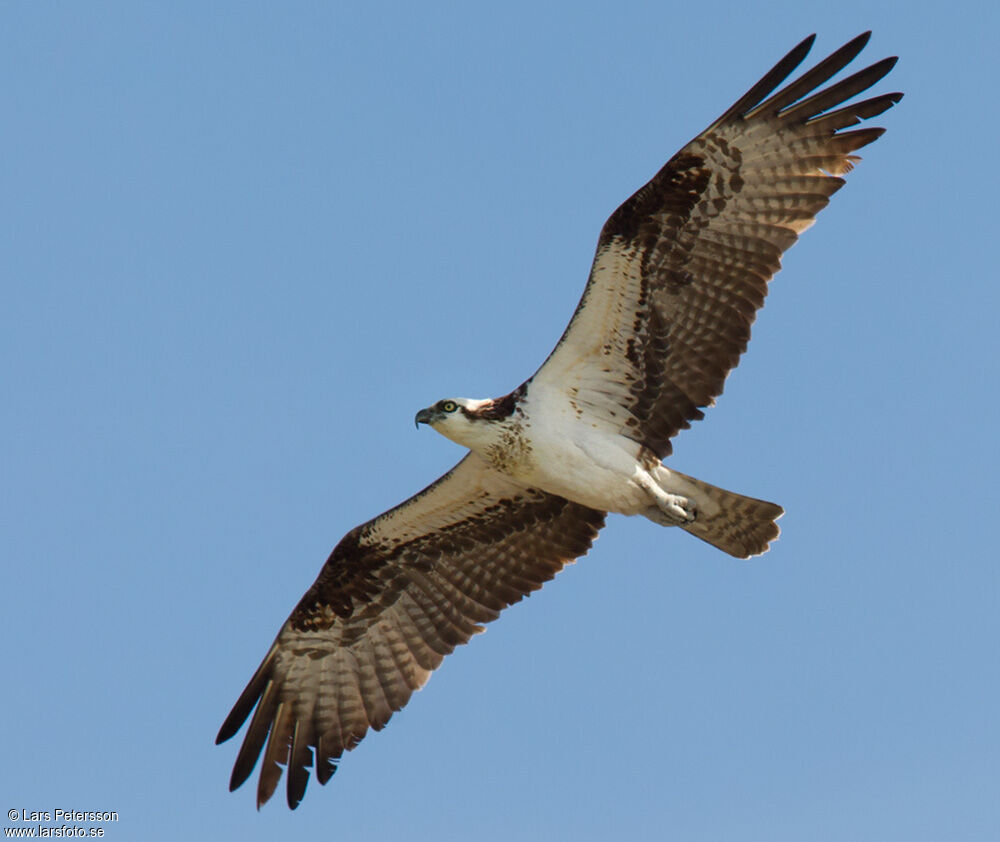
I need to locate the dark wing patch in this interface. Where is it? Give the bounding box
[216,455,604,809]
[462,384,527,422]
[531,32,901,458]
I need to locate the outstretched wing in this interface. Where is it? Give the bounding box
[216,454,605,809]
[530,33,901,458]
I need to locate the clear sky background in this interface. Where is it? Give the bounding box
[2,2,997,840]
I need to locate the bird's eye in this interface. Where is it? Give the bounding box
[441,401,458,413]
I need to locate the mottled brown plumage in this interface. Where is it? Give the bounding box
[533,32,899,459]
[218,455,603,808]
[218,32,900,809]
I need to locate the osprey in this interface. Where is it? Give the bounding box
[218,32,901,808]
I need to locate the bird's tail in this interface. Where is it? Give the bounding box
[645,466,784,559]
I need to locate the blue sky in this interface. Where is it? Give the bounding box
[2,2,997,840]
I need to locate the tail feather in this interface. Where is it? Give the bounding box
[647,467,784,559]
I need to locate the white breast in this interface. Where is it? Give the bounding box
[505,384,651,514]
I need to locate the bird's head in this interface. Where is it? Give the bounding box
[414,397,500,450]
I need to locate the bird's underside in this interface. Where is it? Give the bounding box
[217,32,901,809]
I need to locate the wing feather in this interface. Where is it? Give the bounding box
[257,700,292,807]
[228,670,278,791]
[744,32,872,117]
[531,33,901,457]
[217,454,605,808]
[287,717,313,809]
[355,647,394,731]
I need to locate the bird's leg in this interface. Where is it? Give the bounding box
[634,470,697,524]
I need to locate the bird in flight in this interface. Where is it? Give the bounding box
[217,32,901,808]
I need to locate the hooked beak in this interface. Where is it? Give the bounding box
[414,407,436,429]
